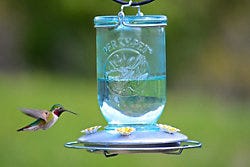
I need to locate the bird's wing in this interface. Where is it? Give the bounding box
[20,109,49,122]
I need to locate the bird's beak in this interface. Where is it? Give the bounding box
[64,109,77,115]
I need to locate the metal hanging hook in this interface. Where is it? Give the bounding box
[118,0,143,22]
[113,0,155,6]
[94,0,165,28]
[120,0,133,12]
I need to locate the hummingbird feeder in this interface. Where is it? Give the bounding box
[65,0,201,157]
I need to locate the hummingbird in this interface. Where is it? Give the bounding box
[17,104,77,132]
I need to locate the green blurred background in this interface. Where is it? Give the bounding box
[0,0,249,166]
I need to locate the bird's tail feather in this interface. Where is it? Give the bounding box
[17,125,31,132]
[17,128,23,132]
[17,123,41,131]
[17,119,42,132]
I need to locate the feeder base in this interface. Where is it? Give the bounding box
[65,130,201,157]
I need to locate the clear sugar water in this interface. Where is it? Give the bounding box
[98,76,166,124]
[95,15,167,126]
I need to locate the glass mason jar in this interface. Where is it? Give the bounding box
[95,13,167,127]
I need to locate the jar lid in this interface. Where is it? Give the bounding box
[94,15,167,28]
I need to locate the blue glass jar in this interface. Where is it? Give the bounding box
[95,14,167,127]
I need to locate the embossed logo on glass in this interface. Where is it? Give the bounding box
[104,38,152,96]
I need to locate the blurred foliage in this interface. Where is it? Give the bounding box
[0,0,249,98]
